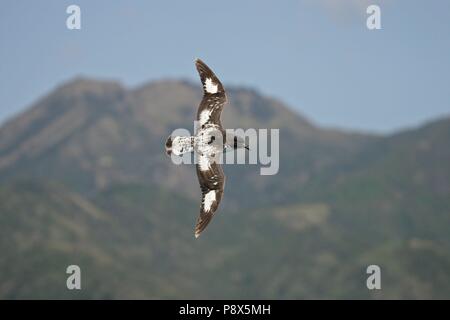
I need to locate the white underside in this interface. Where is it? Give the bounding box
[194,126,224,161]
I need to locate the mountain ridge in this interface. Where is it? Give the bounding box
[0,76,449,299]
[0,77,375,201]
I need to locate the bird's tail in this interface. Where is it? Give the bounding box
[165,135,194,156]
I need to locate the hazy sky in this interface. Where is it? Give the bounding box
[1,0,449,133]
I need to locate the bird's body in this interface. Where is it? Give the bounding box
[165,59,248,238]
[194,124,225,157]
[168,125,242,157]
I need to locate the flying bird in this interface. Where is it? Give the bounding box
[165,59,248,238]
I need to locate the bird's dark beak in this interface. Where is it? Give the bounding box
[245,145,250,151]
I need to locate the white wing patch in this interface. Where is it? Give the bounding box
[198,154,210,171]
[204,78,218,94]
[199,109,211,126]
[203,190,216,212]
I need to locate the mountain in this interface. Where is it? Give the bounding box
[0,78,373,204]
[0,78,449,299]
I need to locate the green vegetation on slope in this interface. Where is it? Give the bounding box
[0,79,449,299]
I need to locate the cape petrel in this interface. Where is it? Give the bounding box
[165,59,248,238]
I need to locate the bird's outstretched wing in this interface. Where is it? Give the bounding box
[195,59,227,128]
[195,154,225,238]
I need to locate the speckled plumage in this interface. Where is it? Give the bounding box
[165,59,248,238]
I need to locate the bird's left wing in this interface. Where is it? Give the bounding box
[195,59,227,128]
[194,153,225,238]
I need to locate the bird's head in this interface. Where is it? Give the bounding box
[230,135,250,150]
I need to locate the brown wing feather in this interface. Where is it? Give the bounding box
[195,59,227,127]
[195,155,225,238]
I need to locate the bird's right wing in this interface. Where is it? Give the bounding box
[194,153,225,238]
[195,59,227,128]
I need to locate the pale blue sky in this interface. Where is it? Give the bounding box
[1,0,449,133]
